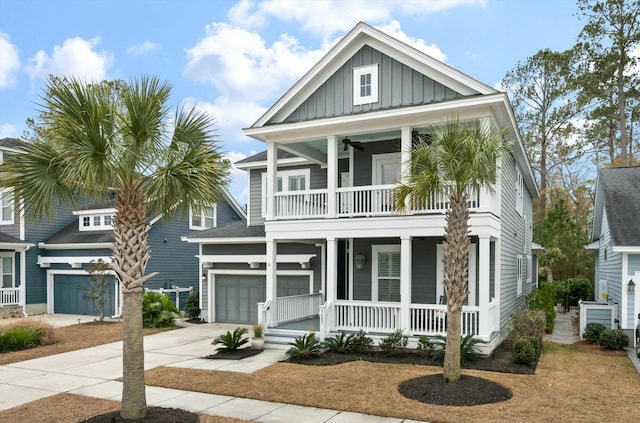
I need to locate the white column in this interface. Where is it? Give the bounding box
[326,237,337,329]
[266,143,277,221]
[400,236,412,333]
[327,135,337,218]
[478,235,491,337]
[266,238,277,327]
[400,127,412,211]
[19,248,27,313]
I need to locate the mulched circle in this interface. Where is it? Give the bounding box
[204,347,264,360]
[79,407,199,422]
[398,374,513,406]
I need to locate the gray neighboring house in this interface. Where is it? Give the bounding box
[183,22,539,353]
[587,166,640,339]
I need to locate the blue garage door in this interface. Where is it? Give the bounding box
[53,274,116,316]
[215,275,265,324]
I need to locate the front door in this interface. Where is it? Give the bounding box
[372,153,401,213]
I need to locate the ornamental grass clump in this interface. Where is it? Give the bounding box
[0,320,55,352]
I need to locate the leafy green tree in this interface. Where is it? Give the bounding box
[395,119,508,383]
[0,75,229,419]
[77,259,112,322]
[576,0,640,162]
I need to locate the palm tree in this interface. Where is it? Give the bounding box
[0,76,229,419]
[395,119,508,383]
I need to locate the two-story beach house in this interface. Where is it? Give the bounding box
[184,22,538,353]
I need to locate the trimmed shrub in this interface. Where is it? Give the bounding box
[323,332,354,353]
[431,335,486,365]
[379,330,408,355]
[349,330,375,355]
[286,332,322,360]
[142,291,179,328]
[184,291,200,320]
[512,336,540,365]
[416,335,432,356]
[212,327,249,351]
[526,282,557,333]
[598,329,629,350]
[583,323,607,344]
[509,309,547,341]
[565,278,592,305]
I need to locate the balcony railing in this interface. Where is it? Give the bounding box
[271,184,482,220]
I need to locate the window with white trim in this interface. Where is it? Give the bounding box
[261,168,310,217]
[353,64,379,106]
[78,213,115,231]
[190,205,217,230]
[372,245,401,302]
[515,169,524,216]
[516,254,524,296]
[526,254,532,285]
[0,253,15,288]
[0,189,14,224]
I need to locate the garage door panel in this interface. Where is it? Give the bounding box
[53,274,116,316]
[215,275,265,324]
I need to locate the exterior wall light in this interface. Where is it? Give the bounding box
[628,279,636,292]
[355,252,366,270]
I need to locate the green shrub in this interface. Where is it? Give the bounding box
[286,332,322,360]
[565,278,592,304]
[212,327,249,351]
[349,330,374,355]
[184,291,200,320]
[379,330,408,355]
[509,309,547,341]
[526,282,556,333]
[416,335,432,356]
[431,334,486,364]
[583,323,607,344]
[598,329,629,350]
[323,332,354,353]
[142,291,179,328]
[512,336,540,365]
[0,326,43,352]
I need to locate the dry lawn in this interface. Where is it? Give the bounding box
[1,321,639,423]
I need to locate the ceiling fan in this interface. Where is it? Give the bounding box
[341,138,364,151]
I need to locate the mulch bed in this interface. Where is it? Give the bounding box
[205,348,264,360]
[184,318,205,324]
[80,407,199,423]
[398,374,513,406]
[285,340,537,375]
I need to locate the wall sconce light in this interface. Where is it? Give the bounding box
[201,273,207,281]
[355,252,366,270]
[249,262,260,269]
[628,279,636,292]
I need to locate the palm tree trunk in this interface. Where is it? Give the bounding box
[121,290,146,420]
[443,192,470,383]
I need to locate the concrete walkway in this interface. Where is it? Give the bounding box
[548,311,579,344]
[0,316,427,423]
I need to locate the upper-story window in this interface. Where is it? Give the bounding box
[353,64,379,106]
[261,168,310,217]
[0,189,14,225]
[79,213,115,231]
[515,168,524,216]
[190,205,217,230]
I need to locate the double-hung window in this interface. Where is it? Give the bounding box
[516,255,524,297]
[190,206,217,230]
[372,245,401,302]
[515,169,524,216]
[353,64,379,106]
[0,189,14,224]
[0,253,14,288]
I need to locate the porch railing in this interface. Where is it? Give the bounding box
[276,293,322,324]
[272,184,482,219]
[334,300,401,332]
[409,304,480,336]
[0,287,20,306]
[257,299,272,327]
[318,300,331,340]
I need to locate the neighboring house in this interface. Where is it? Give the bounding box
[587,166,640,340]
[0,137,246,317]
[185,21,539,353]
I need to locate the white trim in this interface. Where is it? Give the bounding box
[38,242,113,250]
[0,242,34,250]
[207,268,313,323]
[189,204,217,230]
[73,208,116,216]
[371,244,401,302]
[372,152,401,185]
[46,268,119,315]
[516,254,523,297]
[199,253,315,266]
[182,236,266,244]
[234,157,309,170]
[353,64,379,106]
[0,251,16,288]
[38,256,112,268]
[612,246,640,253]
[261,168,311,218]
[0,188,15,225]
[78,213,114,231]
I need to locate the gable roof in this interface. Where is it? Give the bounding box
[592,166,640,248]
[250,22,496,128]
[0,137,27,152]
[182,220,265,243]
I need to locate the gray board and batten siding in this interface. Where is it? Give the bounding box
[281,45,463,124]
[498,153,534,334]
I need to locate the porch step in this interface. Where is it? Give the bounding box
[264,328,302,349]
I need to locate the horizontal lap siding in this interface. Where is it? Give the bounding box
[596,210,622,306]
[282,45,462,123]
[216,201,243,226]
[586,308,613,329]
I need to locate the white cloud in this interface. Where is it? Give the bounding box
[375,21,447,62]
[0,33,21,88]
[225,150,251,206]
[184,23,326,102]
[25,36,112,82]
[0,123,17,138]
[126,41,161,56]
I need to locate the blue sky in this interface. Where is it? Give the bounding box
[0,0,585,204]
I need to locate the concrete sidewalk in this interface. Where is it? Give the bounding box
[1,319,427,423]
